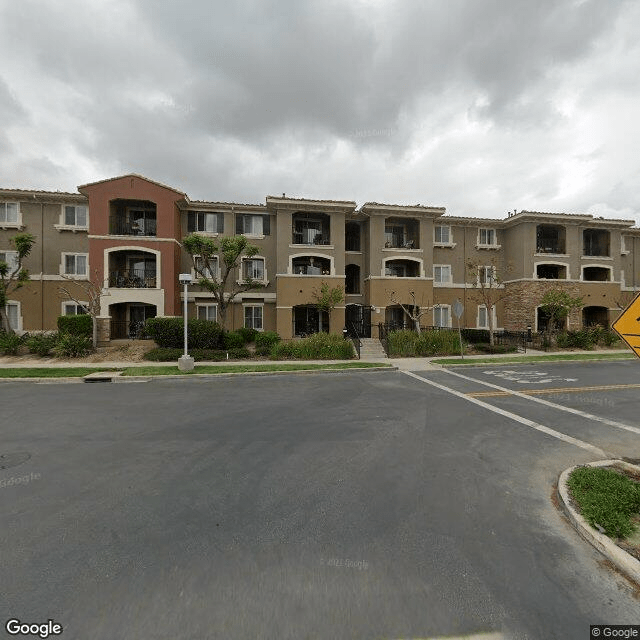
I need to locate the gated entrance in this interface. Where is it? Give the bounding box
[345,304,372,338]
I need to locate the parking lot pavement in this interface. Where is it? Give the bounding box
[1,368,639,639]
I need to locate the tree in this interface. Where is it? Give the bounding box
[311,282,344,328]
[182,234,264,330]
[387,289,431,333]
[539,289,583,343]
[466,258,513,346]
[58,268,106,348]
[0,233,35,333]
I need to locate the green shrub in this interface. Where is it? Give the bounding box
[27,332,59,357]
[53,334,93,358]
[145,317,223,349]
[187,319,224,349]
[223,331,245,349]
[236,327,258,344]
[271,332,354,360]
[387,329,461,357]
[57,314,92,337]
[255,345,272,357]
[0,331,22,355]
[255,331,281,349]
[460,328,490,344]
[227,347,251,359]
[568,466,640,538]
[601,329,620,347]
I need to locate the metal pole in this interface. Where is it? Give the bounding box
[183,281,188,357]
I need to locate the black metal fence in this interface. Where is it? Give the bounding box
[109,269,157,288]
[109,216,157,236]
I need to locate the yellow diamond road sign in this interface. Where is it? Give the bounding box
[612,292,640,358]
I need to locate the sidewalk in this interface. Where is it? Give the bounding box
[0,348,632,372]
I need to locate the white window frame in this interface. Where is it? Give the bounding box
[478,265,496,286]
[61,252,88,277]
[189,211,223,234]
[621,236,630,255]
[192,255,219,281]
[477,304,496,329]
[0,202,21,228]
[196,303,218,322]
[5,301,22,332]
[434,225,453,246]
[56,204,88,231]
[477,227,499,248]
[62,301,88,315]
[241,257,267,283]
[243,214,263,237]
[433,264,452,285]
[433,305,451,328]
[0,250,19,272]
[243,304,264,330]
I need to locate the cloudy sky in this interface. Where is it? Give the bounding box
[1,0,639,219]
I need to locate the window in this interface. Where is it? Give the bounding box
[478,305,488,329]
[64,205,87,227]
[187,212,224,234]
[478,228,497,246]
[243,258,265,281]
[63,253,87,276]
[244,305,263,330]
[583,229,610,257]
[197,304,218,322]
[5,302,20,331]
[194,256,218,280]
[63,302,88,315]
[433,265,451,284]
[434,305,450,328]
[435,226,450,244]
[236,214,270,236]
[0,202,19,224]
[0,251,19,271]
[479,266,495,285]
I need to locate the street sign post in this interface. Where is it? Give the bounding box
[612,292,640,359]
[452,299,464,360]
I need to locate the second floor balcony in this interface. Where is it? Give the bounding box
[292,212,330,245]
[109,199,157,236]
[108,249,158,288]
[384,217,419,249]
[109,269,157,288]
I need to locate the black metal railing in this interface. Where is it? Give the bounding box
[346,322,361,359]
[109,269,157,288]
[110,320,149,340]
[378,323,389,356]
[109,216,157,236]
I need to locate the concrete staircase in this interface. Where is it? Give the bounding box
[358,338,387,360]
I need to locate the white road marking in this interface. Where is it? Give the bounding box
[443,368,640,436]
[402,371,607,456]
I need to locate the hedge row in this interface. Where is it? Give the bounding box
[387,329,461,357]
[144,347,252,361]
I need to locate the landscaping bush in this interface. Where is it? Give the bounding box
[26,332,59,357]
[460,328,490,344]
[223,331,245,350]
[187,319,224,349]
[145,317,224,349]
[57,314,92,337]
[236,327,258,344]
[270,332,354,360]
[601,329,620,347]
[53,334,93,358]
[387,329,462,357]
[568,466,640,538]
[255,331,281,349]
[0,331,22,355]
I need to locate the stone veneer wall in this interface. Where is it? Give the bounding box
[503,281,583,331]
[96,316,111,346]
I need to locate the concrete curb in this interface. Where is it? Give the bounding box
[0,365,397,384]
[558,459,640,586]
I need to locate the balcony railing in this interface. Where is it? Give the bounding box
[109,216,157,236]
[109,269,157,288]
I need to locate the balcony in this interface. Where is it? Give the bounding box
[109,269,157,288]
[292,256,331,275]
[583,229,610,257]
[536,225,566,254]
[109,216,157,237]
[384,217,419,249]
[292,212,330,245]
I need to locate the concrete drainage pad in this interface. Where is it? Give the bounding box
[83,371,123,383]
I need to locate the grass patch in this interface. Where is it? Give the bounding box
[568,466,640,538]
[122,362,390,376]
[432,352,636,366]
[0,367,122,378]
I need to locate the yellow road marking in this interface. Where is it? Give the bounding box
[467,383,640,398]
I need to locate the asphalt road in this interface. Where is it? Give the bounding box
[1,361,639,639]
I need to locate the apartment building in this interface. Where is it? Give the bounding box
[1,173,637,343]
